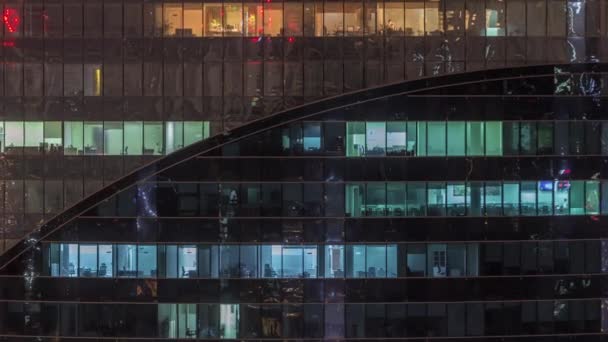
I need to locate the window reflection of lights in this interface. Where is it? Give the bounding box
[3,8,20,33]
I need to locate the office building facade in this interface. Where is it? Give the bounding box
[1,0,608,250]
[0,63,607,340]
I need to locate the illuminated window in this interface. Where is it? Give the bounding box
[144,122,163,155]
[244,2,263,36]
[124,122,143,155]
[284,2,303,36]
[264,2,283,36]
[64,121,83,155]
[324,1,343,36]
[425,0,443,35]
[44,121,62,152]
[83,121,103,155]
[384,1,405,35]
[405,1,424,36]
[224,3,243,36]
[103,122,123,155]
[183,3,203,37]
[164,3,183,37]
[485,0,505,36]
[203,3,223,36]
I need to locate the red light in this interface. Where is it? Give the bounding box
[2,40,14,47]
[3,8,20,33]
[287,36,295,43]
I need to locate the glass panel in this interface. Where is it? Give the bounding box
[447,244,466,277]
[24,121,44,153]
[98,244,113,277]
[386,122,406,155]
[165,245,178,278]
[116,245,137,277]
[425,0,442,35]
[284,3,303,36]
[447,183,466,216]
[365,183,386,217]
[427,182,446,216]
[556,181,573,215]
[220,245,240,277]
[520,122,537,155]
[219,304,239,338]
[138,245,157,278]
[303,246,317,278]
[387,183,406,216]
[264,2,283,36]
[384,1,404,34]
[64,121,83,155]
[503,122,519,155]
[503,182,520,216]
[344,2,362,35]
[158,304,177,338]
[44,121,62,152]
[184,3,203,37]
[537,122,553,154]
[83,122,103,155]
[427,122,446,156]
[239,245,258,278]
[164,3,183,37]
[387,244,397,277]
[485,122,502,156]
[416,121,427,156]
[325,245,345,278]
[366,245,386,278]
[184,121,204,146]
[521,181,537,216]
[486,0,505,36]
[104,122,123,155]
[165,121,184,154]
[303,122,321,151]
[366,122,386,156]
[407,182,426,216]
[467,182,483,216]
[428,244,447,277]
[537,181,553,215]
[346,122,366,157]
[447,121,465,156]
[5,121,24,152]
[179,245,198,278]
[244,3,263,36]
[78,244,97,277]
[199,245,219,278]
[124,122,143,155]
[506,0,525,36]
[204,3,223,36]
[178,304,198,338]
[58,243,78,277]
[144,122,163,155]
[466,122,484,156]
[406,122,417,155]
[260,245,282,277]
[484,182,502,216]
[283,246,304,277]
[405,1,425,36]
[585,181,600,215]
[407,244,426,276]
[345,183,365,217]
[348,245,366,278]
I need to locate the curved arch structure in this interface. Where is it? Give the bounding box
[1,63,607,340]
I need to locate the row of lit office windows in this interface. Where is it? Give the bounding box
[13,0,591,39]
[345,180,601,217]
[1,301,602,339]
[96,180,603,218]
[344,121,607,157]
[42,241,604,279]
[0,121,210,156]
